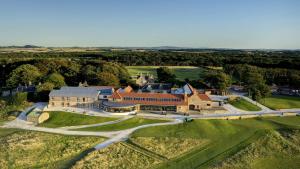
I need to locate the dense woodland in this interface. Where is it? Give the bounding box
[0,50,299,99]
[0,49,300,120]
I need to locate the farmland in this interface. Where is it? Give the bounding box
[126,66,210,81]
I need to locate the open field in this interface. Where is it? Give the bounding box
[259,95,300,110]
[126,66,209,81]
[78,117,168,131]
[0,128,105,169]
[1,116,300,169]
[38,111,117,128]
[129,116,300,169]
[229,98,261,111]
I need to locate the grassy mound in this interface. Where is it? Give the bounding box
[71,142,161,169]
[260,95,300,109]
[229,98,261,111]
[78,117,168,131]
[130,137,209,159]
[211,130,300,169]
[0,128,105,169]
[131,117,300,169]
[38,111,117,128]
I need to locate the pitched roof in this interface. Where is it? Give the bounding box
[198,94,211,101]
[49,87,100,98]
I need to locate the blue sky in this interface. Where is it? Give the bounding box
[0,0,299,49]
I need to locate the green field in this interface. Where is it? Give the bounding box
[129,116,300,169]
[126,66,209,81]
[1,116,300,169]
[260,95,300,109]
[78,117,168,131]
[38,111,117,128]
[0,128,105,169]
[229,98,261,111]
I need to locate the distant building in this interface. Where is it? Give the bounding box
[133,73,155,87]
[140,83,172,93]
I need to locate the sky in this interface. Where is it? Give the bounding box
[0,0,300,49]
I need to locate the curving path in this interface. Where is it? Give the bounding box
[1,103,183,151]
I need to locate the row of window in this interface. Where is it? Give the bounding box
[51,97,94,102]
[123,97,181,102]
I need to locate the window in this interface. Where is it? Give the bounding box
[67,97,70,101]
[207,104,211,106]
[83,98,86,102]
[51,102,55,106]
[77,98,81,102]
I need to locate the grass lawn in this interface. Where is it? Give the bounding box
[78,117,168,131]
[0,128,105,169]
[229,98,261,111]
[38,111,118,128]
[259,95,300,109]
[129,116,300,169]
[126,66,209,81]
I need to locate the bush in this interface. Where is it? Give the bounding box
[9,92,28,105]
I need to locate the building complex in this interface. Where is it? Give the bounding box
[48,84,213,114]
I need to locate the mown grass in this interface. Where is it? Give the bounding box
[229,98,261,111]
[130,116,300,169]
[126,66,209,81]
[259,95,300,109]
[0,129,105,169]
[78,117,168,131]
[38,111,117,128]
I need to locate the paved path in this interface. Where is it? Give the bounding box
[59,116,134,130]
[1,103,183,151]
[1,100,299,152]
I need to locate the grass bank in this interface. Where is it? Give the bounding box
[78,117,168,131]
[229,97,261,111]
[130,116,300,169]
[259,95,300,109]
[38,111,117,128]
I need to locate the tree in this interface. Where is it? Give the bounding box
[6,64,41,88]
[35,82,55,101]
[81,65,97,84]
[45,73,66,89]
[157,67,176,83]
[96,72,120,87]
[204,72,231,93]
[9,92,28,105]
[245,71,270,100]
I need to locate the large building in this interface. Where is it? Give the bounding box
[48,84,212,114]
[103,84,212,114]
